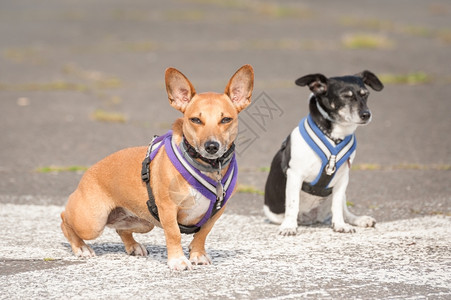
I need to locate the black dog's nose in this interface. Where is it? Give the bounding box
[205,141,220,154]
[360,110,371,121]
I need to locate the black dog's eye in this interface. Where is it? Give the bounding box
[221,117,233,124]
[190,117,202,124]
[344,91,353,98]
[343,90,357,101]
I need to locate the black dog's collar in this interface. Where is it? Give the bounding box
[311,95,343,144]
[181,137,235,171]
[316,122,343,144]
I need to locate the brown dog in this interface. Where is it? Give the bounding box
[61,65,254,270]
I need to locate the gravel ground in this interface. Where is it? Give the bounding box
[0,203,450,299]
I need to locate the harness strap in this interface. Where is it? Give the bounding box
[165,135,237,226]
[301,168,334,197]
[141,131,237,234]
[141,138,202,234]
[299,115,356,197]
[141,156,159,221]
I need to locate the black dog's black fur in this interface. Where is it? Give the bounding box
[264,135,291,214]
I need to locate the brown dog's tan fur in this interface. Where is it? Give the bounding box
[61,65,254,270]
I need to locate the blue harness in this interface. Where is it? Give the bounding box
[298,115,356,197]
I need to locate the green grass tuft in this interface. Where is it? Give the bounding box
[351,164,382,171]
[352,163,450,171]
[342,34,394,49]
[91,109,127,123]
[0,81,90,92]
[35,165,89,173]
[236,184,264,196]
[379,72,431,85]
[43,258,56,262]
[258,166,270,172]
[3,47,45,64]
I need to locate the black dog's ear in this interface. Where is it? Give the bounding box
[358,70,384,91]
[295,73,328,95]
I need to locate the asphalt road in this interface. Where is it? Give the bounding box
[0,0,450,299]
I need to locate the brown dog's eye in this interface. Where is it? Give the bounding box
[221,117,233,124]
[190,117,202,124]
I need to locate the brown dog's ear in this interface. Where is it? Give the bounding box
[295,73,328,95]
[225,64,254,113]
[165,67,196,113]
[357,70,384,91]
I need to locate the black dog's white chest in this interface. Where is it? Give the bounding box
[298,115,356,196]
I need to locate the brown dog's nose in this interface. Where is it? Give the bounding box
[205,141,220,154]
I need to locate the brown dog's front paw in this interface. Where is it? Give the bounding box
[126,243,148,257]
[190,252,212,266]
[168,256,193,271]
[73,245,96,258]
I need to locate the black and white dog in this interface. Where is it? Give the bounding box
[264,71,384,235]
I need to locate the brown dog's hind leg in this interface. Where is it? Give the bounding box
[116,230,149,256]
[61,211,97,257]
[107,207,154,256]
[60,189,111,257]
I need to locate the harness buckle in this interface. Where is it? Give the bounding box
[141,157,150,182]
[215,187,225,210]
[142,135,160,182]
[325,155,337,175]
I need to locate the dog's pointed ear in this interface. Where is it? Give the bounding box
[295,73,328,95]
[225,64,254,113]
[165,67,196,113]
[358,70,384,91]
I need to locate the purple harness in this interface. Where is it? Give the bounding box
[142,131,238,233]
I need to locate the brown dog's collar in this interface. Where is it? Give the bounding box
[181,137,235,172]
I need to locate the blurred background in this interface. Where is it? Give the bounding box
[1,0,450,221]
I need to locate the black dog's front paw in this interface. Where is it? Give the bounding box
[278,228,298,236]
[278,220,298,236]
[354,216,376,228]
[332,223,356,233]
